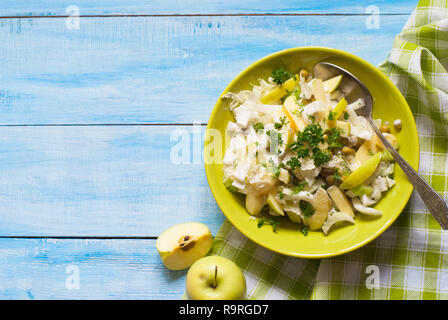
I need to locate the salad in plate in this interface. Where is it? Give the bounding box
[221,65,402,235]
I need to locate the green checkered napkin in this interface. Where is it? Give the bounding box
[209,0,448,300]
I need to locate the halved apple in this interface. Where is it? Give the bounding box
[156,222,213,270]
[340,152,382,189]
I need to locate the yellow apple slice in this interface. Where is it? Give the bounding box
[323,75,343,93]
[261,86,287,104]
[267,193,284,216]
[353,141,374,165]
[281,74,299,91]
[327,97,347,127]
[340,152,382,189]
[327,185,354,217]
[335,120,351,137]
[156,222,213,270]
[282,96,306,133]
[311,79,327,103]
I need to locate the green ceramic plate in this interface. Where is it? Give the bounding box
[204,47,419,258]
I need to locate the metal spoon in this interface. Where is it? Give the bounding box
[313,62,448,230]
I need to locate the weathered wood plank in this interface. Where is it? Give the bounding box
[0,238,185,299]
[0,15,408,125]
[0,125,225,236]
[0,0,415,16]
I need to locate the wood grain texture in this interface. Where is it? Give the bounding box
[0,15,409,125]
[0,125,225,236]
[0,0,415,16]
[0,238,185,299]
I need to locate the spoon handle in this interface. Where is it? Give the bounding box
[369,119,448,229]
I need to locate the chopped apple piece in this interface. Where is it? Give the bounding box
[353,141,374,165]
[252,175,277,194]
[286,211,302,224]
[245,193,266,216]
[340,152,382,189]
[278,168,290,184]
[303,188,332,230]
[327,97,348,127]
[335,120,351,137]
[327,185,354,217]
[267,193,284,216]
[323,75,343,93]
[311,79,327,103]
[281,74,299,91]
[156,222,213,270]
[261,86,287,104]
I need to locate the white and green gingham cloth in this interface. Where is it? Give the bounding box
[209,0,448,300]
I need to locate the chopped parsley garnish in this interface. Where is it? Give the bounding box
[299,201,315,218]
[278,190,284,199]
[293,183,306,194]
[253,122,264,133]
[293,88,302,103]
[286,156,301,170]
[328,111,336,121]
[274,116,288,130]
[300,123,325,149]
[300,225,309,236]
[257,217,280,233]
[308,115,316,123]
[271,67,294,85]
[334,171,342,181]
[287,122,333,167]
[312,149,332,167]
[343,112,350,120]
[326,127,343,150]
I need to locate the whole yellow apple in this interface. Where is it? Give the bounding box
[185,256,246,300]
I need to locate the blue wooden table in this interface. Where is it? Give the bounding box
[0,0,417,299]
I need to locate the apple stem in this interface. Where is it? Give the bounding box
[212,265,218,288]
